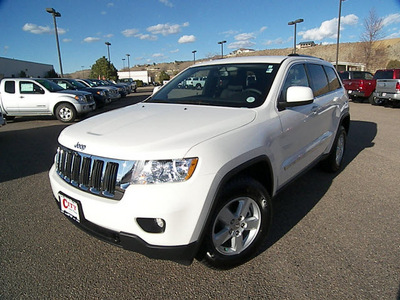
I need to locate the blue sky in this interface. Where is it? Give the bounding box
[1,0,400,74]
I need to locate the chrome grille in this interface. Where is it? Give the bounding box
[55,146,134,200]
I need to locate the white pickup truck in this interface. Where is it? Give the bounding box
[0,78,96,122]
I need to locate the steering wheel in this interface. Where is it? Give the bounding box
[243,88,262,95]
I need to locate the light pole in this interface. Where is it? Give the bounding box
[218,41,226,59]
[336,0,345,70]
[122,58,125,70]
[192,50,197,64]
[126,54,130,79]
[46,8,63,77]
[105,42,111,79]
[288,18,304,54]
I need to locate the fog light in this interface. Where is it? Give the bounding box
[136,218,166,233]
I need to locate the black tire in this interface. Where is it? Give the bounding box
[199,177,272,269]
[369,95,384,106]
[55,103,77,123]
[5,115,15,121]
[321,125,346,172]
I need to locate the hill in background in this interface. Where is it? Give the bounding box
[69,38,400,79]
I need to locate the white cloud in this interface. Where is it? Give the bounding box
[62,38,72,42]
[83,37,100,43]
[104,34,114,38]
[383,13,400,26]
[228,40,256,49]
[221,30,239,36]
[23,23,51,34]
[122,28,139,37]
[259,26,267,33]
[235,33,256,41]
[23,23,66,35]
[147,22,189,36]
[136,33,158,41]
[159,0,173,7]
[107,2,114,7]
[387,30,400,39]
[299,14,358,41]
[264,37,292,46]
[170,49,179,53]
[228,32,256,49]
[178,35,196,44]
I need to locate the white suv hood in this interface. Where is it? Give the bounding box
[58,103,256,160]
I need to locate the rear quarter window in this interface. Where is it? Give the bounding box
[4,81,15,94]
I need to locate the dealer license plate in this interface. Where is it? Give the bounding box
[59,194,80,222]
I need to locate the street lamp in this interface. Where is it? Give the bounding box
[192,50,197,64]
[46,7,64,77]
[105,42,111,79]
[126,54,130,79]
[105,42,111,63]
[122,58,125,70]
[288,18,304,54]
[336,0,346,70]
[218,41,226,59]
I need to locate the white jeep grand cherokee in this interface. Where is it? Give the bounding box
[49,55,350,269]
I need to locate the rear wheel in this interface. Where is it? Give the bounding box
[321,125,346,172]
[55,103,77,122]
[369,95,384,105]
[199,177,272,269]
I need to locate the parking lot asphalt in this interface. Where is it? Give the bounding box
[1,91,399,299]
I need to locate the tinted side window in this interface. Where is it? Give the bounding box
[280,64,309,102]
[374,70,393,79]
[307,64,329,97]
[4,81,15,94]
[324,66,341,91]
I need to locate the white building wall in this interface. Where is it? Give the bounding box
[118,70,151,84]
[0,57,54,79]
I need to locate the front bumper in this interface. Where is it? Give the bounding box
[53,194,197,265]
[76,102,96,114]
[49,164,214,264]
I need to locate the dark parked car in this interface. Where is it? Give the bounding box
[90,79,128,98]
[50,78,109,108]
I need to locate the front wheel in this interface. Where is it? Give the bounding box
[199,177,272,269]
[55,103,77,122]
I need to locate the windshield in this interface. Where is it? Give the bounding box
[35,79,64,92]
[148,63,280,108]
[69,80,87,89]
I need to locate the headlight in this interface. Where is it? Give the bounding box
[74,95,86,102]
[96,90,105,96]
[130,158,198,184]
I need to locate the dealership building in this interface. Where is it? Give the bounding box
[0,57,54,79]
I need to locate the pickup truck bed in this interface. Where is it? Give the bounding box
[373,79,400,106]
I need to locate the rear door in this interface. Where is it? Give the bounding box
[277,63,340,186]
[277,63,324,186]
[1,80,19,114]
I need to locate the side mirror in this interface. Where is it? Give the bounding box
[152,86,162,95]
[278,86,314,110]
